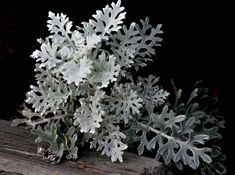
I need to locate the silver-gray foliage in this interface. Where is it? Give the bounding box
[13,1,225,174]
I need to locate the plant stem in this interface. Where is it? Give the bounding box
[138,122,185,145]
[138,122,173,140]
[92,48,99,59]
[29,114,74,128]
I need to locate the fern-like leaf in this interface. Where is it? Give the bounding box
[89,0,126,39]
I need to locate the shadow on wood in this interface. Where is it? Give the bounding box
[0,119,164,175]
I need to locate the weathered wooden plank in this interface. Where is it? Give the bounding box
[0,119,162,175]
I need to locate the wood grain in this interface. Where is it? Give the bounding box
[0,119,162,175]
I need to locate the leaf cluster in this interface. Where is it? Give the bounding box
[13,1,226,174]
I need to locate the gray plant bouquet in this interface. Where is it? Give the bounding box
[13,1,226,174]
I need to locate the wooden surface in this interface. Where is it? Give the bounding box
[0,119,163,175]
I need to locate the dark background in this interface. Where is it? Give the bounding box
[0,0,233,174]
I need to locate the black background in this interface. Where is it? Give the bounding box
[0,0,233,174]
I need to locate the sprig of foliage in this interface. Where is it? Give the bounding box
[13,1,226,174]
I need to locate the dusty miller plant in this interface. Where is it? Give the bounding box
[13,0,226,174]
